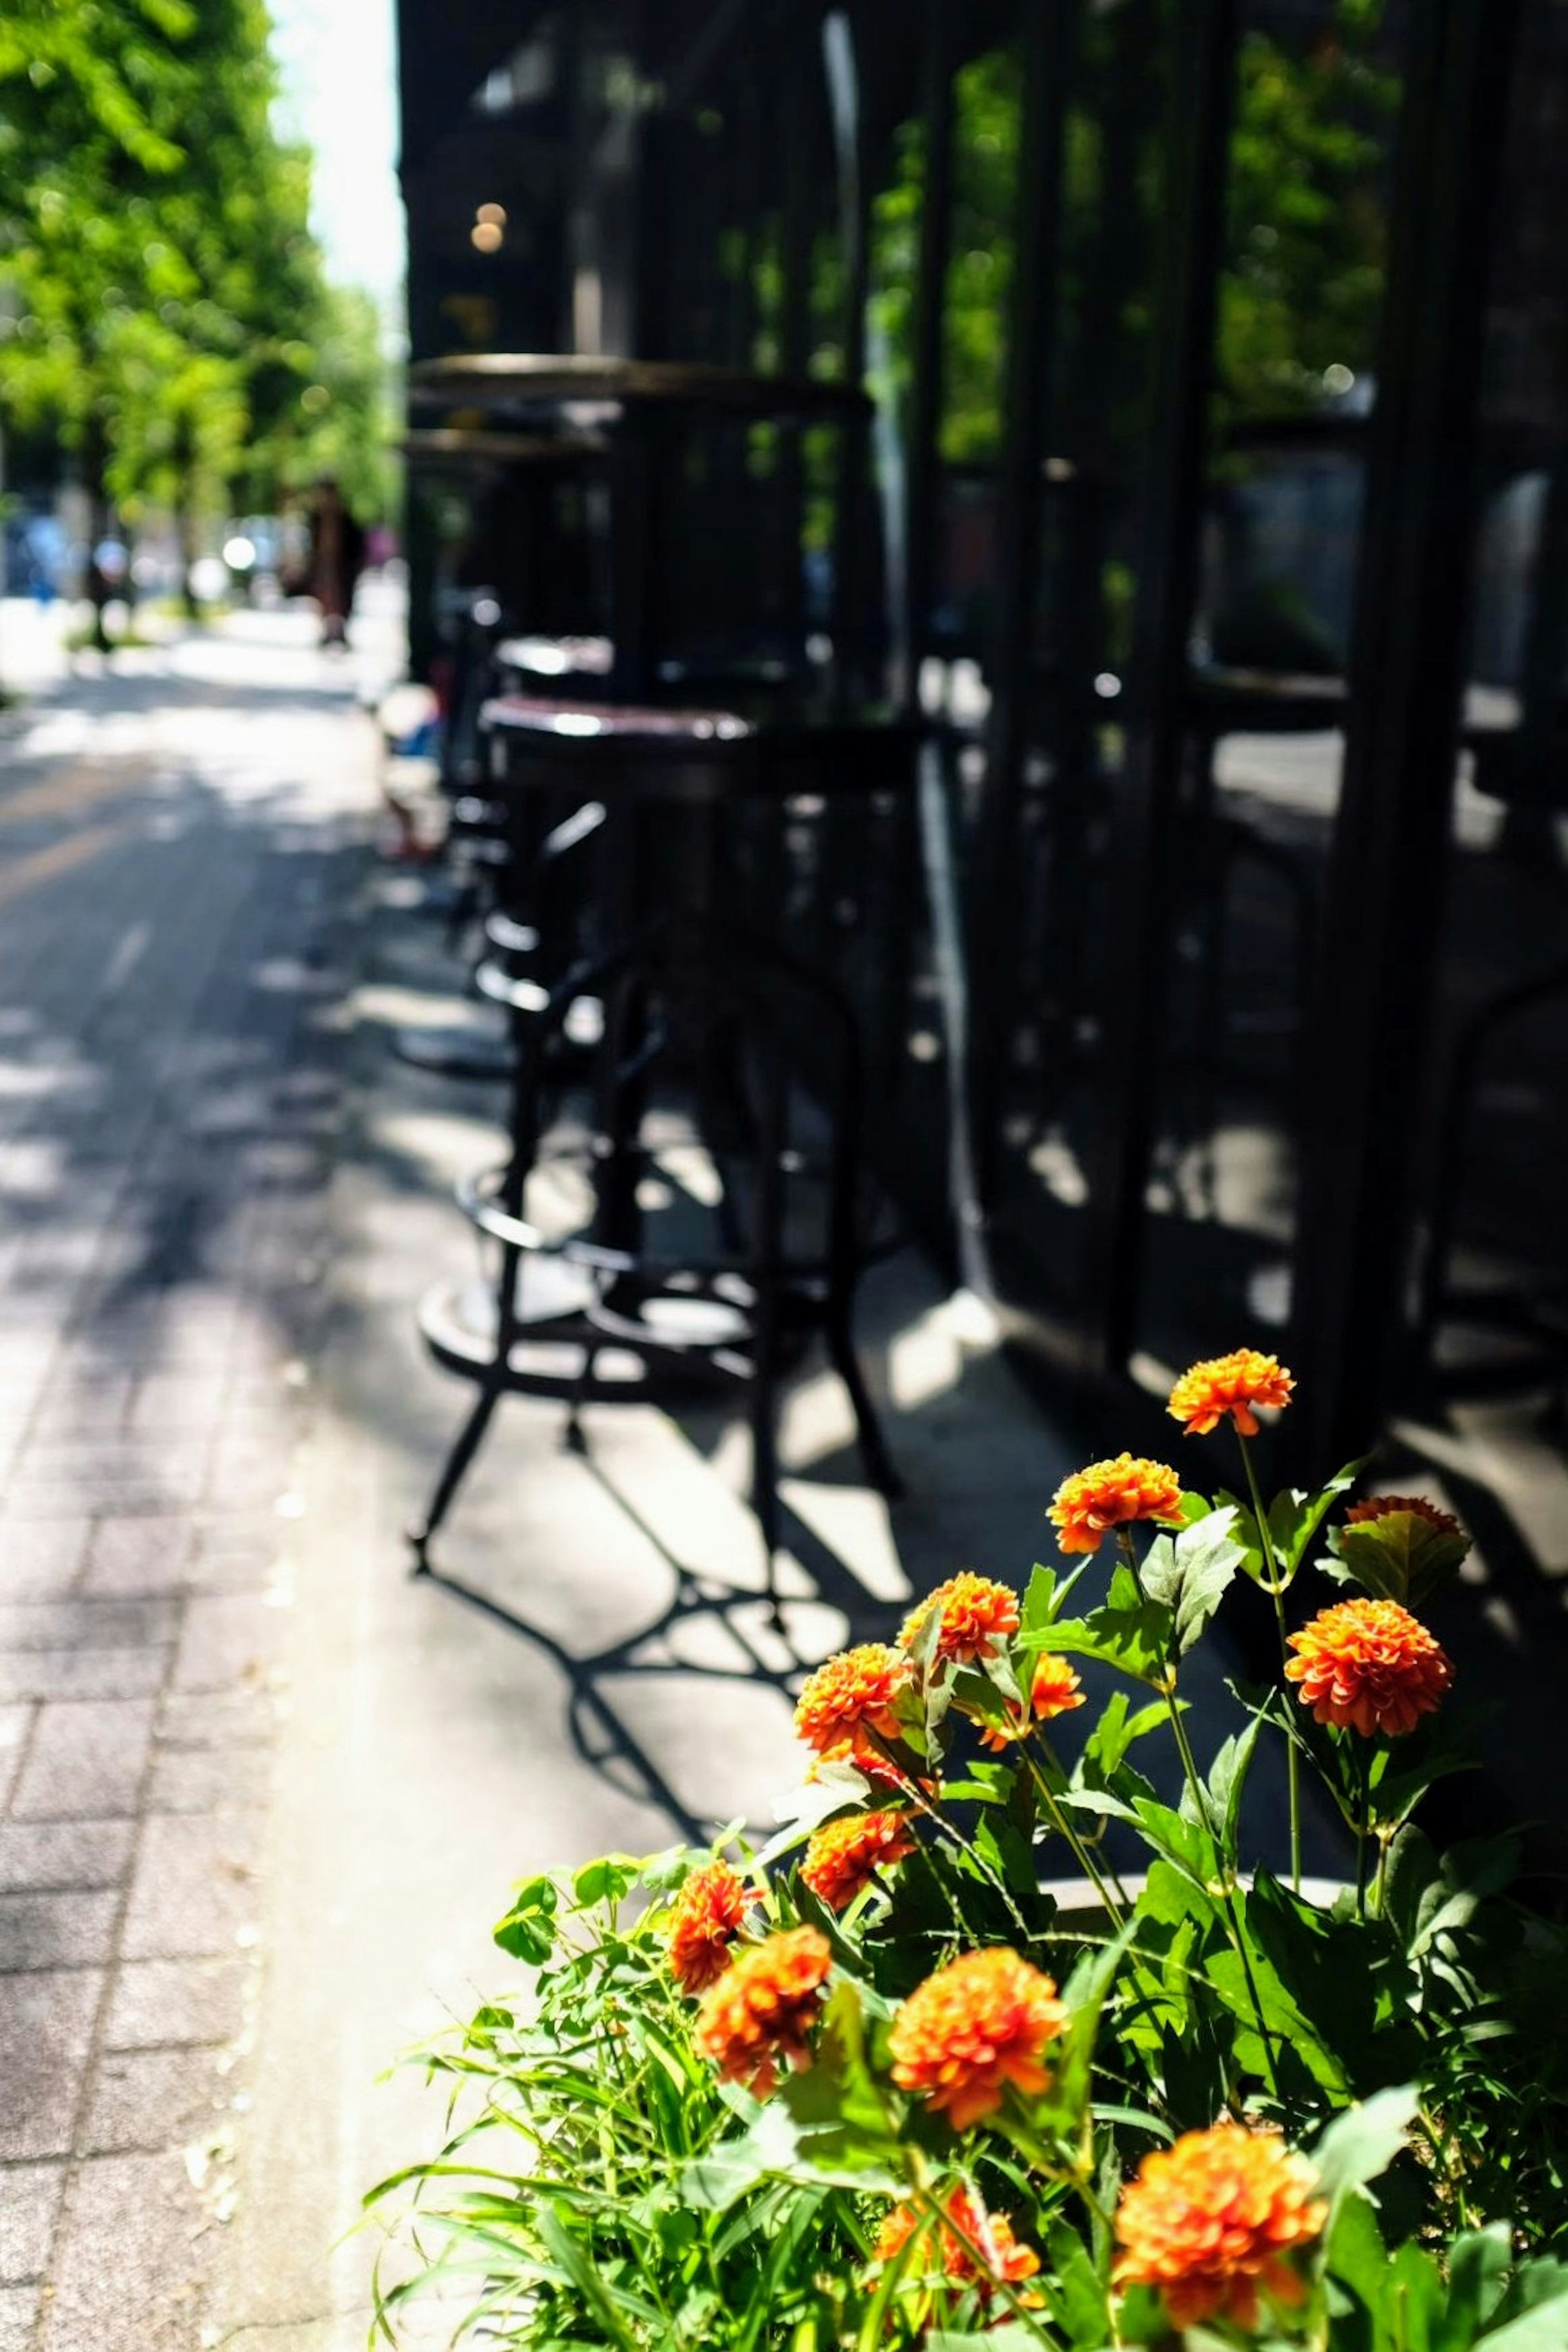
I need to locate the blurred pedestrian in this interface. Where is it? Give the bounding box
[305,476,365,648]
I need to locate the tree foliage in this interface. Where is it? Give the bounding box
[0,0,389,557]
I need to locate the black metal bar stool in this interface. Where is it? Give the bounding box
[408,694,915,1615]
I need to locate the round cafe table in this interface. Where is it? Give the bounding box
[406,354,871,700]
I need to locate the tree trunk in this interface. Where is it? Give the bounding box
[83,416,113,653]
[178,486,200,621]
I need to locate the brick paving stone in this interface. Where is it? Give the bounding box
[11,1697,156,1819]
[39,2151,211,2352]
[103,1958,250,2051]
[0,1521,91,1601]
[0,1970,102,2158]
[82,2046,227,2155]
[171,1595,283,1693]
[122,1812,265,1960]
[0,1820,135,1891]
[0,1647,168,1704]
[0,2284,39,2352]
[0,1888,118,1969]
[78,1517,198,1596]
[1,1466,208,1519]
[0,2164,65,2282]
[0,1598,177,1651]
[127,1377,231,1439]
[27,1379,134,1440]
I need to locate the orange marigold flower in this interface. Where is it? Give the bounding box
[1285,1597,1453,1738]
[889,1948,1067,2130]
[693,1926,831,2098]
[1049,1454,1185,1555]
[793,1644,912,1758]
[800,1808,916,1912]
[875,2183,1041,2292]
[1113,2121,1326,2331]
[977,1653,1086,1752]
[900,1573,1020,1666]
[1343,1494,1463,1537]
[666,1860,749,1996]
[1167,1349,1294,1437]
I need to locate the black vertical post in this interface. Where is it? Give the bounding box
[778,18,818,642]
[823,4,871,669]
[896,0,955,713]
[1080,0,1238,1376]
[1287,0,1523,1469]
[965,0,1081,1217]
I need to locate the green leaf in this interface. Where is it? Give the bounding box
[1485,2260,1568,2348]
[1309,2085,1419,2207]
[1327,1507,1471,1608]
[572,1854,636,1908]
[1139,1506,1247,1654]
[1245,1875,1408,2093]
[1434,2227,1513,2352]
[1078,1694,1167,1786]
[1037,1564,1174,1686]
[1368,1714,1481,1834]
[680,2098,803,2212]
[1046,1913,1139,2137]
[775,1980,903,2182]
[1480,2296,1568,2352]
[1042,2217,1112,2343]
[1131,1798,1221,1889]
[492,1873,559,1962]
[1405,1836,1521,1959]
[1323,2178,1389,2315]
[1385,2241,1446,2352]
[1272,1457,1368,1574]
[1022,1559,1090,1634]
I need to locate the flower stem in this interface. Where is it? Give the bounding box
[1238,1432,1302,1895]
[1163,1665,1282,2097]
[1163,1675,1207,1824]
[1020,1747,1125,1929]
[1354,1748,1374,1921]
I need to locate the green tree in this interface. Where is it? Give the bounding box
[0,0,388,628]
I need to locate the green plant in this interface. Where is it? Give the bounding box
[370,1351,1568,2348]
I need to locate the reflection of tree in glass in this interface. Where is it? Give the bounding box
[862,2,1399,464]
[1221,2,1400,418]
[867,45,1022,466]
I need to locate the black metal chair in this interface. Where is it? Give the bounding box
[408,697,912,1614]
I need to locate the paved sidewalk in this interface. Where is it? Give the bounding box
[0,613,386,2352]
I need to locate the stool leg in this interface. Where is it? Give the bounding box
[828,1313,903,1499]
[410,1380,504,1567]
[750,1057,788,1631]
[413,988,545,1564]
[750,1311,784,1631]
